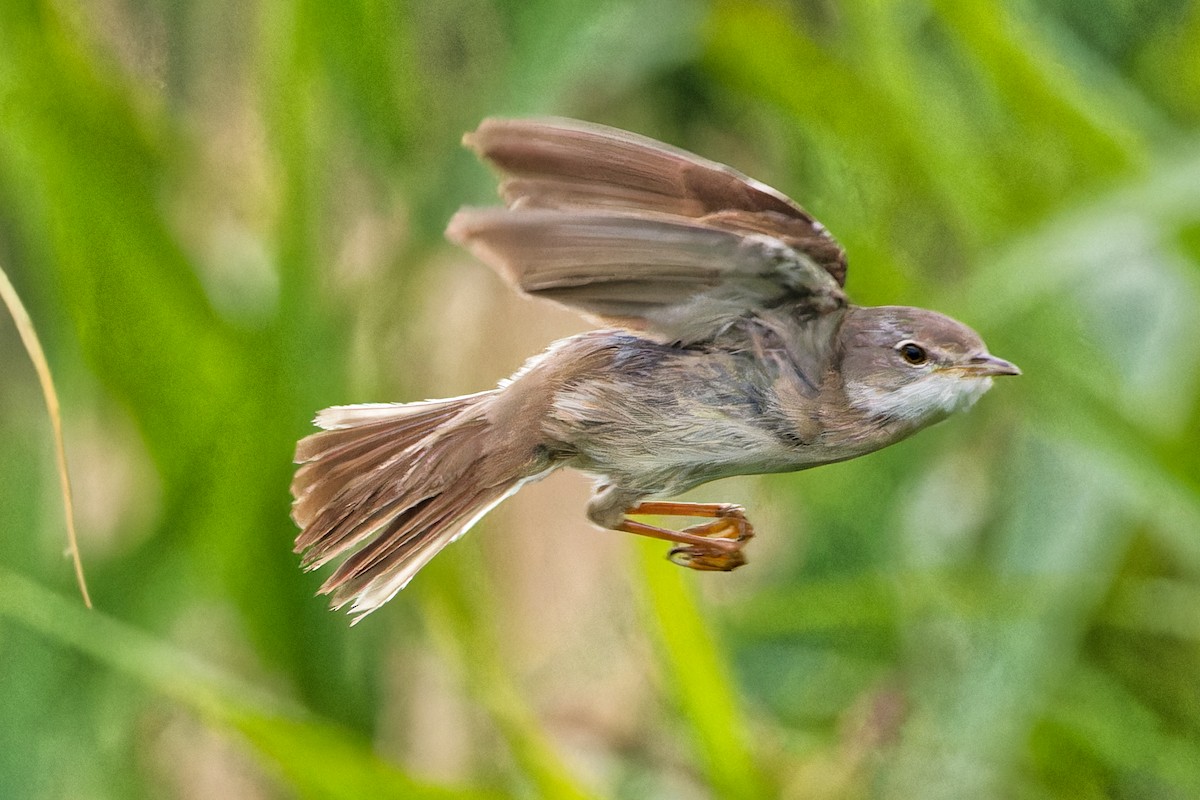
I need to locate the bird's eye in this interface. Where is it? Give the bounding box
[898,342,928,365]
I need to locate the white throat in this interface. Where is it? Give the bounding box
[848,373,994,423]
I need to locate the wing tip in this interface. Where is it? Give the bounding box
[461,116,518,158]
[445,208,471,246]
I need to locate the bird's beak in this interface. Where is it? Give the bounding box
[963,354,1021,377]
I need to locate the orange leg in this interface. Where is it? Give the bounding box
[615,501,754,572]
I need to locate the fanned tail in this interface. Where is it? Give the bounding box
[291,390,536,621]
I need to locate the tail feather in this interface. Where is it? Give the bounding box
[292,394,487,536]
[307,419,495,576]
[334,480,528,616]
[322,481,497,597]
[293,396,484,501]
[291,390,543,622]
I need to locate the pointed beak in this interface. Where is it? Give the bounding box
[965,354,1021,377]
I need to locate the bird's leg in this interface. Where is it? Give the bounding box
[615,501,754,572]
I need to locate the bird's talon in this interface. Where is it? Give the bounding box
[667,545,748,572]
[668,546,692,568]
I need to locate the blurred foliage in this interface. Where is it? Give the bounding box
[1,0,1199,797]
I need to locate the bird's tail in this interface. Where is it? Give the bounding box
[291,390,537,621]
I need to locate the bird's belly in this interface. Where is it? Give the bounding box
[561,414,813,496]
[544,342,824,495]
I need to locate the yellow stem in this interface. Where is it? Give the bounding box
[0,264,92,608]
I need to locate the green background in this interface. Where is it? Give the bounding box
[3,0,1200,797]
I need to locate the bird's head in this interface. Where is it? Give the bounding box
[838,305,1020,426]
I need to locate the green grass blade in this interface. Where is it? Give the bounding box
[637,540,772,799]
[0,568,503,800]
[422,553,602,800]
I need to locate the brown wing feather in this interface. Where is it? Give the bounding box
[447,206,845,344]
[464,117,847,286]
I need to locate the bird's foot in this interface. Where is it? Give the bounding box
[616,502,755,572]
[668,507,754,572]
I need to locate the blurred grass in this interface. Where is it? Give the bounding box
[0,568,501,800]
[637,538,771,799]
[1,0,1199,798]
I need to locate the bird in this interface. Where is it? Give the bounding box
[290,117,1020,621]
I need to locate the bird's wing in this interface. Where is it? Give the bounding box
[448,117,848,343]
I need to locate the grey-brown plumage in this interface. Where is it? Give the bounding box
[291,118,1019,621]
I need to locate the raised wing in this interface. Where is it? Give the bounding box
[448,208,843,343]
[448,118,848,343]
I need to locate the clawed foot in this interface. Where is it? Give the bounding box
[616,502,756,573]
[667,544,748,571]
[667,506,754,572]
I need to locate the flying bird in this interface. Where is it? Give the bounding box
[291,118,1020,620]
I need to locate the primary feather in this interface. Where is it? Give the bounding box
[450,117,848,343]
[446,207,844,343]
[463,116,848,287]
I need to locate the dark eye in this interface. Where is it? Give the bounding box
[898,342,928,365]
